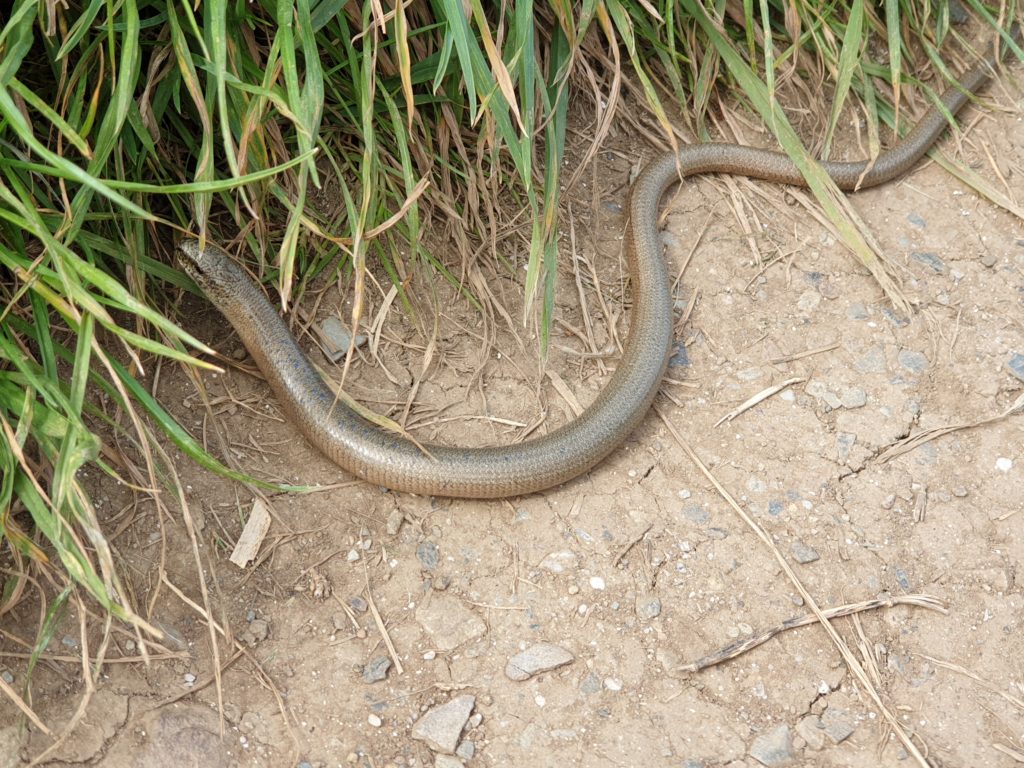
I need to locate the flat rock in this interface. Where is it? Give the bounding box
[821,708,856,744]
[795,715,826,750]
[750,724,794,767]
[412,695,476,754]
[791,541,820,564]
[1008,353,1024,382]
[911,251,944,273]
[417,595,486,651]
[505,643,575,681]
[362,656,391,684]
[435,757,464,768]
[539,551,577,574]
[840,387,867,409]
[898,349,928,374]
[636,595,662,619]
[416,540,440,570]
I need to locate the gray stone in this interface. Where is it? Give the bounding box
[750,724,795,766]
[898,349,928,374]
[706,527,729,539]
[796,715,826,750]
[767,500,783,517]
[539,551,577,574]
[362,656,391,684]
[386,509,404,535]
[683,504,709,524]
[1008,354,1024,382]
[434,756,464,768]
[669,342,690,368]
[821,708,856,744]
[981,251,998,268]
[840,388,867,409]
[417,595,486,651]
[636,595,662,620]
[247,618,269,643]
[895,567,912,591]
[846,303,868,320]
[417,540,440,570]
[791,541,819,564]
[881,308,910,327]
[836,432,856,463]
[906,212,926,229]
[412,695,475,754]
[579,671,602,695]
[505,643,575,681]
[348,595,368,613]
[911,251,944,273]
[948,0,970,23]
[455,740,475,760]
[318,316,367,362]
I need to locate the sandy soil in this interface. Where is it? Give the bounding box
[3,55,1023,768]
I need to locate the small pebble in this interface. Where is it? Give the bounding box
[367,714,382,727]
[539,551,577,574]
[248,618,270,642]
[184,673,197,685]
[749,724,795,767]
[636,596,662,620]
[386,509,404,535]
[821,708,857,744]
[911,251,945,273]
[319,317,367,362]
[416,541,440,570]
[895,568,912,591]
[846,303,868,320]
[456,741,475,760]
[589,576,606,590]
[840,388,867,409]
[411,695,476,754]
[906,212,926,229]
[881,493,896,510]
[0,671,13,684]
[898,349,928,374]
[881,308,910,327]
[791,541,820,564]
[347,596,368,613]
[580,672,602,695]
[362,656,392,684]
[952,486,968,498]
[796,715,826,750]
[996,457,1013,473]
[669,342,690,368]
[423,650,437,660]
[505,643,575,681]
[1009,354,1024,382]
[980,251,998,268]
[346,549,360,562]
[604,678,622,692]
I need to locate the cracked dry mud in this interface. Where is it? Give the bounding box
[5,81,1024,768]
